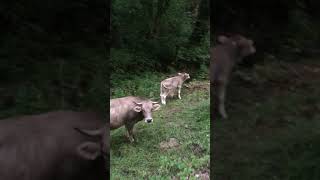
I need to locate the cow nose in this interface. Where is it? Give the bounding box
[146,119,153,123]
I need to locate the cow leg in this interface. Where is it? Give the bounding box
[178,86,182,99]
[161,93,167,105]
[160,94,165,105]
[125,124,135,143]
[218,88,227,119]
[164,94,167,104]
[160,85,164,104]
[213,80,228,119]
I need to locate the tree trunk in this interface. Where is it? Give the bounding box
[189,0,209,45]
[149,0,170,39]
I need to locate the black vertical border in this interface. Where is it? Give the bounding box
[105,0,111,179]
[210,0,214,179]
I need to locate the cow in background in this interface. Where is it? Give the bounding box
[160,72,190,105]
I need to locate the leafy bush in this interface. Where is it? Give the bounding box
[111,0,209,75]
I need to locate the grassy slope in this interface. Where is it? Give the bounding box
[213,59,320,180]
[111,76,210,179]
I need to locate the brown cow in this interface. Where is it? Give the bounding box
[160,72,190,105]
[210,34,256,119]
[110,96,161,142]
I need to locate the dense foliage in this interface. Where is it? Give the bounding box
[0,0,107,118]
[110,0,210,84]
[0,0,210,118]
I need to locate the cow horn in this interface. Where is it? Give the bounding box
[152,101,159,104]
[74,127,103,137]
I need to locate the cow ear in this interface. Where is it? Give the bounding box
[152,104,161,111]
[77,142,101,160]
[133,106,142,112]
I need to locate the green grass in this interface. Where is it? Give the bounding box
[110,74,210,179]
[213,59,320,180]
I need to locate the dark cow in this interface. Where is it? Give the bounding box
[210,34,256,119]
[0,110,109,180]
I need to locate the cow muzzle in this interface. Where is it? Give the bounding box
[145,118,153,123]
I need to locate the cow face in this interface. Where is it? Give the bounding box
[133,100,161,123]
[178,72,190,81]
[232,35,255,57]
[218,35,256,58]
